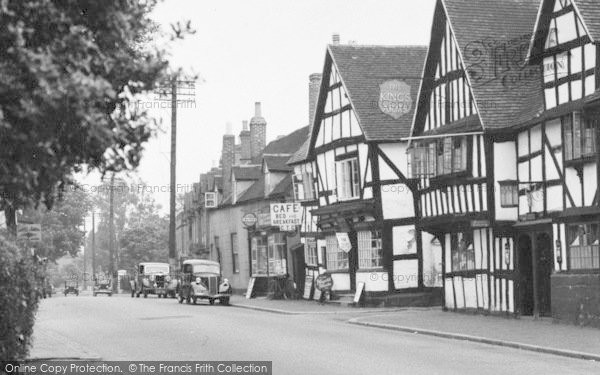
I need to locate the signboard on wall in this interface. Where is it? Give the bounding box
[257,213,271,227]
[315,273,334,291]
[354,282,365,304]
[242,213,257,228]
[270,203,302,229]
[336,232,352,253]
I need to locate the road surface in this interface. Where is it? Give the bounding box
[31,294,600,375]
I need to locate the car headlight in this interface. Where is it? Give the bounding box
[166,275,171,282]
[195,277,201,284]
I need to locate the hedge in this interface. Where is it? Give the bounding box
[0,235,41,360]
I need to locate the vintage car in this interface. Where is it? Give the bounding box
[93,275,113,297]
[64,280,79,296]
[178,259,232,305]
[132,262,170,298]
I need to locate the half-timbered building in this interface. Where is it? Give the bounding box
[408,0,542,316]
[410,0,600,326]
[293,43,443,304]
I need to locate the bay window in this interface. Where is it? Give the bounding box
[336,157,360,200]
[326,235,348,270]
[567,223,600,270]
[358,230,383,269]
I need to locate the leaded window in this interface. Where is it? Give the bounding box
[358,230,383,269]
[326,235,348,271]
[567,223,600,270]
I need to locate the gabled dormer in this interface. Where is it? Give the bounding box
[262,155,292,198]
[528,0,599,109]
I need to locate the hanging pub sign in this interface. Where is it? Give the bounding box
[315,273,334,292]
[336,232,352,253]
[257,212,271,228]
[270,202,302,230]
[242,213,258,228]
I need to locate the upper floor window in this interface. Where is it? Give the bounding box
[563,112,596,161]
[336,157,360,200]
[567,223,600,270]
[408,136,467,178]
[499,180,519,208]
[205,192,217,208]
[358,230,383,269]
[293,172,316,201]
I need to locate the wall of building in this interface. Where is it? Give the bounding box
[551,274,600,328]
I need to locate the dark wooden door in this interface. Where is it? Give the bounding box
[535,233,553,317]
[292,246,306,293]
[517,234,534,315]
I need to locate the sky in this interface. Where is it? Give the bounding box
[79,0,437,215]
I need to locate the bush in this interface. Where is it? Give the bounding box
[0,235,42,360]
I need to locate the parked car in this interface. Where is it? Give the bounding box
[132,262,170,298]
[93,275,113,297]
[178,259,232,305]
[64,280,79,296]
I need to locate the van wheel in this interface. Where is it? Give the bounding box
[178,294,184,304]
[220,297,230,306]
[143,291,148,298]
[209,298,215,305]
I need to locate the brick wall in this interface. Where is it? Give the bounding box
[551,273,600,328]
[250,102,266,159]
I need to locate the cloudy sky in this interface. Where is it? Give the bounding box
[81,0,436,212]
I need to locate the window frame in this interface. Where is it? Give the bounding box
[566,223,600,271]
[304,239,318,267]
[357,230,383,269]
[563,112,597,162]
[335,156,360,201]
[450,232,476,272]
[499,180,519,208]
[325,235,348,271]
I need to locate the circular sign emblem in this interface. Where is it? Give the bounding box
[242,213,258,228]
[378,79,412,120]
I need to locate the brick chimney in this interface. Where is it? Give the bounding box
[249,102,266,159]
[221,122,235,200]
[239,120,251,164]
[309,73,322,126]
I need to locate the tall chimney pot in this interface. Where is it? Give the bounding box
[255,102,262,117]
[332,33,340,45]
[242,120,249,131]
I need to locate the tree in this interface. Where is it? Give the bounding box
[0,0,190,232]
[21,185,92,262]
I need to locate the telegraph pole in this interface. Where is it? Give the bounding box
[91,211,95,283]
[109,172,116,290]
[83,218,87,290]
[169,77,177,270]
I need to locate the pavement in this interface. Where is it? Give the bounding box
[27,293,600,374]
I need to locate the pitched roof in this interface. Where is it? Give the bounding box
[328,45,428,141]
[263,155,293,172]
[252,126,310,164]
[287,138,310,166]
[574,0,600,41]
[413,0,543,134]
[232,165,261,181]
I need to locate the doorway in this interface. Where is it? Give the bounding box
[516,228,553,317]
[292,244,305,293]
[517,234,534,315]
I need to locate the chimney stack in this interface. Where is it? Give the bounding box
[239,120,251,164]
[332,33,340,45]
[249,101,267,159]
[309,73,322,126]
[221,124,236,200]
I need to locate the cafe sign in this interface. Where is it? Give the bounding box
[270,202,302,229]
